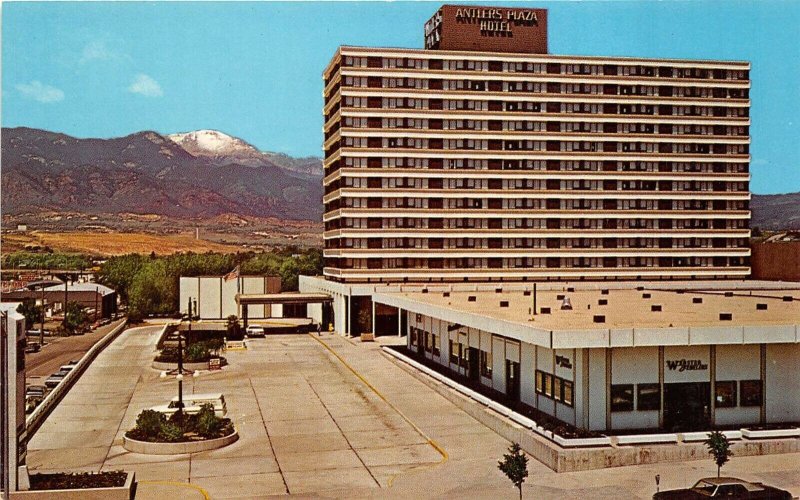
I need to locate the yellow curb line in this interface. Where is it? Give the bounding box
[308,333,448,488]
[138,480,211,499]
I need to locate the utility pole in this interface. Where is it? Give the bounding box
[39,284,45,346]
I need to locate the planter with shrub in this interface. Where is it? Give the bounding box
[123,405,237,454]
[13,471,136,499]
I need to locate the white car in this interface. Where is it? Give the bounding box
[245,325,265,337]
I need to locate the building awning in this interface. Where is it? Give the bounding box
[235,293,332,306]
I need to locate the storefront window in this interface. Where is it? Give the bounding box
[410,328,418,347]
[637,383,660,411]
[480,350,492,377]
[554,377,562,402]
[544,373,553,397]
[611,384,634,412]
[740,380,762,407]
[715,381,737,408]
[562,380,574,407]
[535,370,544,394]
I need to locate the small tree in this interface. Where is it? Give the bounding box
[17,299,43,331]
[226,315,242,340]
[706,430,732,477]
[63,302,89,334]
[498,442,529,500]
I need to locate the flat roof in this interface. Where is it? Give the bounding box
[383,287,799,331]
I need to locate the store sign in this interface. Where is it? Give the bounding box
[555,355,573,369]
[455,7,539,35]
[666,359,708,372]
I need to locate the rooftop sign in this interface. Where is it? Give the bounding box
[425,5,548,54]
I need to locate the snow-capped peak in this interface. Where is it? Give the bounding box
[167,129,260,157]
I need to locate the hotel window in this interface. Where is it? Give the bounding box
[715,381,737,408]
[611,384,635,412]
[432,334,440,357]
[544,372,553,397]
[410,328,418,348]
[637,384,661,411]
[449,339,459,364]
[424,332,431,353]
[553,377,563,402]
[535,370,544,394]
[480,350,492,377]
[740,380,762,407]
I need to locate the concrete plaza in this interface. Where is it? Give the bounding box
[25,325,800,498]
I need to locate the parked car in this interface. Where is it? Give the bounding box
[24,342,41,353]
[653,477,792,499]
[44,368,71,388]
[149,393,227,417]
[245,325,266,337]
[26,385,47,399]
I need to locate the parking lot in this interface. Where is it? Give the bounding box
[25,326,800,499]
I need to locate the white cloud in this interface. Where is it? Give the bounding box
[15,81,65,103]
[128,74,163,97]
[78,39,132,65]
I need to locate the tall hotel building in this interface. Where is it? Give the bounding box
[321,5,751,283]
[302,6,799,444]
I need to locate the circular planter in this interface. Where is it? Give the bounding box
[123,430,238,455]
[152,360,209,371]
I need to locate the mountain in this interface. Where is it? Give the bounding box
[1,127,323,221]
[751,192,800,231]
[167,129,323,177]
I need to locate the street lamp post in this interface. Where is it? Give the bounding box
[39,284,46,346]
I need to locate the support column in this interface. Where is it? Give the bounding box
[242,305,248,328]
[397,308,402,337]
[371,299,376,335]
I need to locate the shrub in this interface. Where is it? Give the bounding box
[135,410,166,439]
[186,342,210,362]
[196,404,222,438]
[159,422,184,442]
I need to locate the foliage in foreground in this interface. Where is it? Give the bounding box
[706,430,733,477]
[498,442,529,500]
[2,251,93,271]
[29,471,128,490]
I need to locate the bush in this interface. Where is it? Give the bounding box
[186,342,210,362]
[159,422,184,442]
[196,404,222,438]
[135,410,166,439]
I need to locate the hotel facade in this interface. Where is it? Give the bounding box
[321,5,751,283]
[302,5,799,439]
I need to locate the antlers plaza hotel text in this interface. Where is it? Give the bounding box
[300,5,800,440]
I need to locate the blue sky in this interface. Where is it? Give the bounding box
[2,1,798,194]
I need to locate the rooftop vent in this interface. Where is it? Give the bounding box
[601,289,609,295]
[468,296,477,302]
[651,305,662,312]
[724,292,734,297]
[495,288,502,293]
[540,307,551,314]
[567,287,575,292]
[593,315,605,323]
[523,290,531,296]
[443,292,450,297]
[636,286,645,291]
[560,297,573,310]
[500,301,509,308]
[643,293,651,299]
[756,303,768,311]
[556,294,565,300]
[693,297,703,304]
[422,289,429,294]
[598,299,608,306]
[677,290,685,294]
[783,296,794,302]
[720,313,733,321]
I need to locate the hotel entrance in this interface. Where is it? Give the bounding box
[505,359,521,403]
[663,382,711,431]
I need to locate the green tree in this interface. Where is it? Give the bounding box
[498,442,529,500]
[225,315,241,338]
[705,431,732,477]
[16,299,43,330]
[63,301,89,334]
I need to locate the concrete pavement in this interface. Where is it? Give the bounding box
[24,327,800,499]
